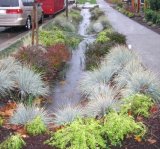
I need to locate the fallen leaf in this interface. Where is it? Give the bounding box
[150,105,158,114]
[128,110,132,116]
[136,116,143,122]
[147,138,157,144]
[134,136,142,142]
[59,80,66,85]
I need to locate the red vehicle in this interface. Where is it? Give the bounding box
[37,0,65,15]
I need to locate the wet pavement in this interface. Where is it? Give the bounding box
[48,9,95,111]
[0,27,25,46]
[97,0,160,74]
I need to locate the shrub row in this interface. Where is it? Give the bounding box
[145,9,160,25]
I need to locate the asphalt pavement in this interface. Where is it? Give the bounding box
[97,0,160,74]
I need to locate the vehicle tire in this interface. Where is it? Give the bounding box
[39,13,44,24]
[25,17,32,30]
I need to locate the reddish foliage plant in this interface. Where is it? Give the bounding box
[14,44,70,81]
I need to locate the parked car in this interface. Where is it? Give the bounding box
[0,0,43,30]
[37,0,65,16]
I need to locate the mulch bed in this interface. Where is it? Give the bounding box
[1,110,160,149]
[112,110,160,149]
[0,127,14,143]
[23,134,54,149]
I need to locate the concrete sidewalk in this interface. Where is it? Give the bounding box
[97,0,160,74]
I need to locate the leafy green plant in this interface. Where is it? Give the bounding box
[39,29,66,47]
[10,103,51,125]
[0,134,26,149]
[121,94,154,118]
[85,31,126,70]
[0,116,3,126]
[26,116,47,136]
[145,9,154,22]
[107,32,126,44]
[85,42,112,70]
[102,112,146,146]
[90,7,104,21]
[96,30,110,43]
[45,118,106,149]
[148,0,160,11]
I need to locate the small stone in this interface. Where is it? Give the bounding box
[93,22,104,33]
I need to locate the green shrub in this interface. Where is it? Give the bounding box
[127,12,135,18]
[148,0,160,11]
[45,118,106,149]
[85,30,126,70]
[69,9,83,26]
[85,42,113,70]
[0,116,3,126]
[0,134,26,149]
[121,94,154,118]
[102,112,146,146]
[90,7,104,21]
[39,29,66,47]
[107,32,126,44]
[26,116,47,136]
[156,13,160,25]
[96,29,111,43]
[145,9,154,21]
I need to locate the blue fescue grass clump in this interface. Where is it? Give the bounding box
[85,84,118,117]
[10,103,51,125]
[122,70,160,102]
[79,65,116,96]
[103,45,138,71]
[115,59,145,89]
[53,104,83,125]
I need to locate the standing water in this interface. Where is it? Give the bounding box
[48,8,94,111]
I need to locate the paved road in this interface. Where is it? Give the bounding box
[0,27,25,45]
[97,0,160,74]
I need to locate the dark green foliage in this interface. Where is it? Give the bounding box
[0,135,26,149]
[121,94,154,118]
[102,112,146,146]
[26,116,47,136]
[107,32,126,45]
[85,42,113,70]
[0,116,3,126]
[145,9,160,25]
[90,7,105,21]
[45,118,106,149]
[148,0,160,11]
[85,30,126,70]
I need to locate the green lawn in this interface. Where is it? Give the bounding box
[77,0,97,4]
